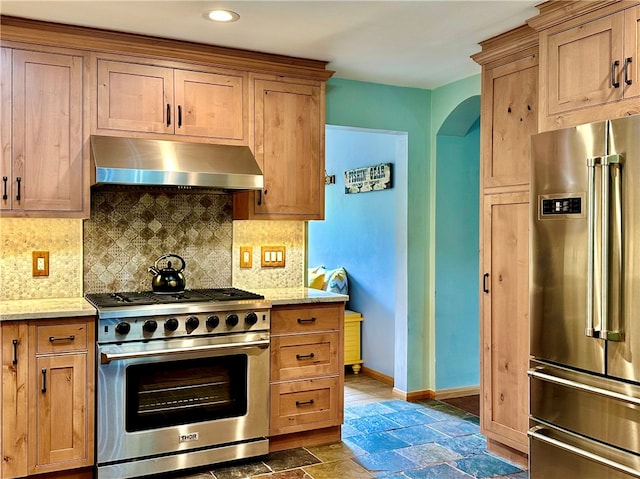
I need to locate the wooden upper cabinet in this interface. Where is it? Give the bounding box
[97,60,173,133]
[546,13,624,115]
[482,54,538,189]
[5,48,86,216]
[234,77,324,220]
[1,47,11,212]
[534,2,640,130]
[624,5,640,100]
[96,57,249,143]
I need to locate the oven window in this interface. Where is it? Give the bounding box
[125,354,248,432]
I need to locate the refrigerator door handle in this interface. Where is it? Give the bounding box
[604,154,624,341]
[586,156,599,337]
[529,426,640,478]
[528,367,640,406]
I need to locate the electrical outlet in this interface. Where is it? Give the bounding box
[240,246,252,268]
[260,246,286,268]
[32,251,49,277]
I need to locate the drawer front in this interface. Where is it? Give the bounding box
[271,332,339,381]
[271,304,341,335]
[34,320,89,354]
[270,377,340,434]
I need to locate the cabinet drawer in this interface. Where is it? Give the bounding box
[34,321,89,354]
[271,305,341,334]
[271,332,339,381]
[270,377,340,434]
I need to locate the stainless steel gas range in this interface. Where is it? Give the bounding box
[85,288,271,479]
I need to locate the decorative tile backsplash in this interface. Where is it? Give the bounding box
[0,218,83,301]
[232,220,305,290]
[83,189,233,293]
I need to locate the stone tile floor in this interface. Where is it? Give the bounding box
[153,375,528,479]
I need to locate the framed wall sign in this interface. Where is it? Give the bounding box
[344,163,392,194]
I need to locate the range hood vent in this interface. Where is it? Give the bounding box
[90,136,263,190]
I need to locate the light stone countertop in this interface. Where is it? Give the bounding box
[253,287,348,306]
[0,297,97,321]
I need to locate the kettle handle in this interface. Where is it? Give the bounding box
[154,253,186,272]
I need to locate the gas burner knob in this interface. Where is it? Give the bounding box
[164,318,179,332]
[115,322,131,335]
[143,320,158,333]
[245,312,258,326]
[206,315,220,330]
[186,316,200,331]
[226,314,239,327]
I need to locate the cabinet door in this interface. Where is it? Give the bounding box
[1,322,29,479]
[1,48,11,211]
[253,79,324,219]
[29,353,90,473]
[174,69,247,141]
[12,50,84,212]
[547,13,624,115]
[482,54,537,189]
[623,6,640,100]
[97,59,173,133]
[481,192,529,453]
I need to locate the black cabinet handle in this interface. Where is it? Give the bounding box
[612,60,621,88]
[49,335,75,342]
[41,368,47,393]
[297,317,317,324]
[257,190,262,206]
[483,273,490,294]
[16,177,21,201]
[2,176,7,200]
[296,352,315,360]
[167,104,171,127]
[624,57,633,86]
[12,339,18,365]
[295,399,314,407]
[178,105,182,128]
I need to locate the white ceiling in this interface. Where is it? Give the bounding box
[0,1,540,89]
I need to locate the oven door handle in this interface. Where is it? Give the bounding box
[100,338,270,364]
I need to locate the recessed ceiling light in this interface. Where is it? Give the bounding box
[204,9,240,23]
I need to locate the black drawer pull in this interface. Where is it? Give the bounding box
[612,60,621,88]
[296,352,315,360]
[2,176,7,200]
[297,317,317,324]
[167,104,171,126]
[483,273,490,294]
[12,339,18,365]
[49,335,75,342]
[178,105,182,127]
[16,177,21,201]
[295,399,314,407]
[41,368,47,393]
[624,57,633,86]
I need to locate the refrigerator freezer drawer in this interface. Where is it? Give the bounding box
[529,420,640,478]
[529,360,640,454]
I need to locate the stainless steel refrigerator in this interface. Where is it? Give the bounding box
[530,114,640,478]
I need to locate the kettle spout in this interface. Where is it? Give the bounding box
[148,266,159,275]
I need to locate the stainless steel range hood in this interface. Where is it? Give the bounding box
[90,135,263,190]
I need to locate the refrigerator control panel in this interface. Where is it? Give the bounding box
[540,196,583,217]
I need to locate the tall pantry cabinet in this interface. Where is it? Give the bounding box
[472,25,539,464]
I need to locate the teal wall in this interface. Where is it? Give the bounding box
[435,118,480,389]
[323,76,481,394]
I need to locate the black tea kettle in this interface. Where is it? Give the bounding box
[148,254,186,293]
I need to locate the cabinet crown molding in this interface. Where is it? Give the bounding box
[527,0,638,32]
[472,24,538,66]
[0,15,335,81]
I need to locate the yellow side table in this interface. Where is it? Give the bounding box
[344,310,364,374]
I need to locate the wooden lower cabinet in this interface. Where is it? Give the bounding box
[269,302,345,451]
[1,317,94,479]
[481,192,530,456]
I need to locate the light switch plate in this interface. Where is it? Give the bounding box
[240,246,252,268]
[260,246,286,268]
[32,251,49,277]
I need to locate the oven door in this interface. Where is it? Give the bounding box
[96,331,270,466]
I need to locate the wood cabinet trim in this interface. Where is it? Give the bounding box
[472,25,539,67]
[0,15,334,81]
[528,1,635,33]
